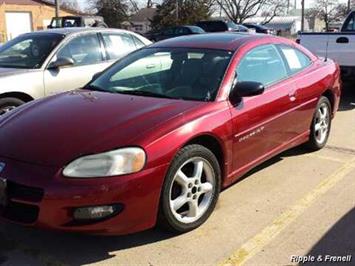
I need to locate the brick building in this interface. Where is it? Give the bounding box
[0,0,78,43]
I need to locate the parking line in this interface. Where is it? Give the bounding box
[304,153,346,163]
[220,156,355,266]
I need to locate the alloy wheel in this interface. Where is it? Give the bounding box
[169,157,215,224]
[314,102,330,144]
[0,106,16,116]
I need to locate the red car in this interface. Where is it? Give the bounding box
[0,33,341,235]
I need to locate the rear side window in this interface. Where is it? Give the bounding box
[279,45,311,74]
[237,44,288,86]
[131,35,145,48]
[102,33,137,60]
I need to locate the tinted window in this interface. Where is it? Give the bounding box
[237,45,288,85]
[175,27,190,35]
[163,28,174,35]
[56,34,103,66]
[345,13,355,31]
[279,45,311,74]
[62,18,81,27]
[196,21,227,32]
[102,33,136,60]
[90,48,232,101]
[0,34,63,69]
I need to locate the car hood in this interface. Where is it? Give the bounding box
[0,90,202,167]
[0,67,34,78]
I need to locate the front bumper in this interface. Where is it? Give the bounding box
[0,156,168,235]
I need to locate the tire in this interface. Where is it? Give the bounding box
[306,96,332,151]
[0,97,25,116]
[158,144,221,233]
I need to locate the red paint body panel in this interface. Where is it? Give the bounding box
[0,34,341,235]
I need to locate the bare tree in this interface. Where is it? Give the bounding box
[128,0,139,12]
[60,0,80,11]
[44,0,81,12]
[147,0,154,8]
[308,0,348,31]
[215,0,288,24]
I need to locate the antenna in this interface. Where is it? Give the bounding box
[325,35,329,62]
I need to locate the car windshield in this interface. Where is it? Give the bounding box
[89,48,232,102]
[0,33,64,69]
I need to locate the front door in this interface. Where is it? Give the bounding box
[44,33,110,96]
[229,44,299,175]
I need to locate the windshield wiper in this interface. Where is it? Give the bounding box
[116,90,175,99]
[84,84,108,92]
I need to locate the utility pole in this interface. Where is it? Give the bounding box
[348,0,351,13]
[301,0,305,32]
[55,0,60,17]
[176,0,179,22]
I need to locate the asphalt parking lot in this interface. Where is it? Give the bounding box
[1,83,355,266]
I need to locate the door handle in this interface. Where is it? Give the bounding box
[336,37,349,44]
[289,91,297,102]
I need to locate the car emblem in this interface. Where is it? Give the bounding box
[0,162,5,173]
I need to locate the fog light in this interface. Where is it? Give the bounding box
[73,205,122,221]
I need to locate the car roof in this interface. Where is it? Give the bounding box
[150,32,275,51]
[23,27,129,37]
[244,23,269,29]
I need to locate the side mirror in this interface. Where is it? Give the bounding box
[92,72,102,81]
[230,81,265,103]
[48,57,74,70]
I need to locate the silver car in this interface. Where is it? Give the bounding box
[0,28,151,115]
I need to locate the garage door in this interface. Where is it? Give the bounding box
[5,12,32,41]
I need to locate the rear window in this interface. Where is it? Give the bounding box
[190,26,205,34]
[196,21,227,32]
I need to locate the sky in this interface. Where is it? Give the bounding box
[72,0,349,11]
[295,0,348,9]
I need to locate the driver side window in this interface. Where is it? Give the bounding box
[237,44,288,86]
[346,14,355,31]
[55,34,103,67]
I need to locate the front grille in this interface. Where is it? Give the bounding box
[0,181,44,224]
[1,201,39,224]
[7,181,44,203]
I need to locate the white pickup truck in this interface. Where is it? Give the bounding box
[298,11,355,79]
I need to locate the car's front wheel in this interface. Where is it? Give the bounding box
[159,144,221,233]
[307,96,332,150]
[0,97,25,116]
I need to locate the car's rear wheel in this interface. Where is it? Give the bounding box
[306,96,332,150]
[0,97,25,116]
[159,144,221,233]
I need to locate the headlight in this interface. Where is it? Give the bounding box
[63,147,146,178]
